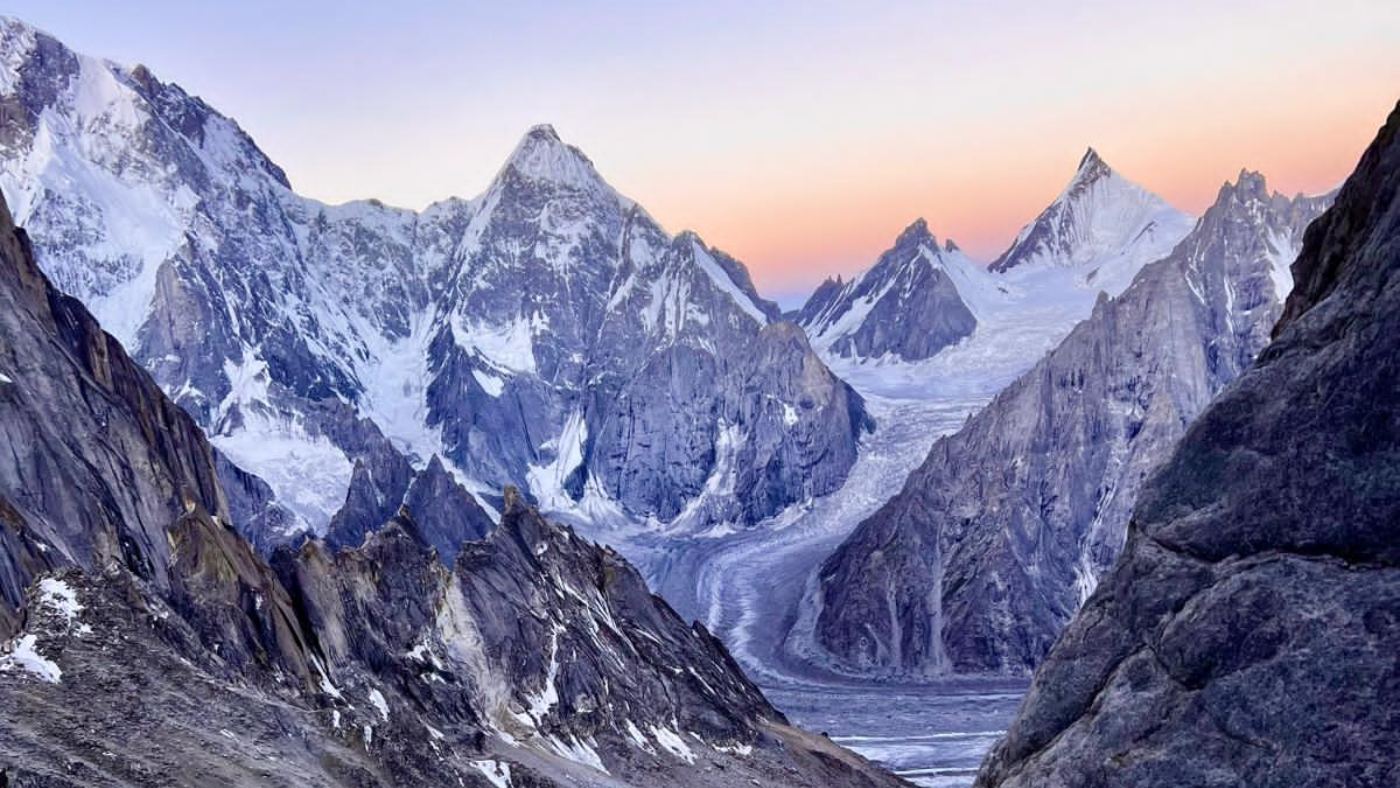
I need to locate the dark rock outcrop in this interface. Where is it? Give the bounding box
[324,451,493,563]
[0,174,228,625]
[976,101,1400,788]
[401,455,495,561]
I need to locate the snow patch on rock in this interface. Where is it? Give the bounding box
[0,634,60,683]
[367,688,389,721]
[470,759,513,788]
[650,724,697,763]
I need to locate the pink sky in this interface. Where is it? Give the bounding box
[9,1,1400,301]
[654,65,1396,298]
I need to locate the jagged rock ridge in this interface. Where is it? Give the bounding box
[799,170,1332,676]
[975,99,1400,788]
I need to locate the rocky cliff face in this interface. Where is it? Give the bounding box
[975,100,1400,788]
[0,171,229,632]
[0,188,901,786]
[800,171,1332,677]
[798,219,979,362]
[0,17,868,541]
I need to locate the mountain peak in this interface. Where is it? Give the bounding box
[0,14,42,39]
[499,123,605,191]
[895,218,936,250]
[0,16,60,84]
[1210,170,1275,213]
[672,230,781,323]
[1231,168,1269,194]
[989,147,1189,274]
[524,123,561,141]
[1071,146,1113,187]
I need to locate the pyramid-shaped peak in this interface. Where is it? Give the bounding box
[1071,147,1114,185]
[500,124,605,191]
[895,218,936,250]
[989,146,1189,274]
[523,123,562,143]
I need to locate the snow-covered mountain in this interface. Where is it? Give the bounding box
[800,150,1194,402]
[797,172,1333,677]
[0,17,870,540]
[796,219,990,362]
[0,184,903,786]
[989,148,1190,276]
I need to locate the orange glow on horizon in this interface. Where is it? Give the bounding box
[21,0,1394,303]
[631,73,1396,298]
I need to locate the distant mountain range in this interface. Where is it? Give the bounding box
[798,170,1333,677]
[0,17,869,546]
[0,10,1367,707]
[798,147,1198,414]
[2,11,1395,788]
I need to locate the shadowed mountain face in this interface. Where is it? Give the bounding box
[802,171,1332,677]
[0,17,869,541]
[798,219,979,362]
[0,172,232,637]
[976,101,1400,787]
[0,188,901,786]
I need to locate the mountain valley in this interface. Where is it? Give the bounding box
[0,11,1395,788]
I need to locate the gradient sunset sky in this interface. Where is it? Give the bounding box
[11,1,1399,304]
